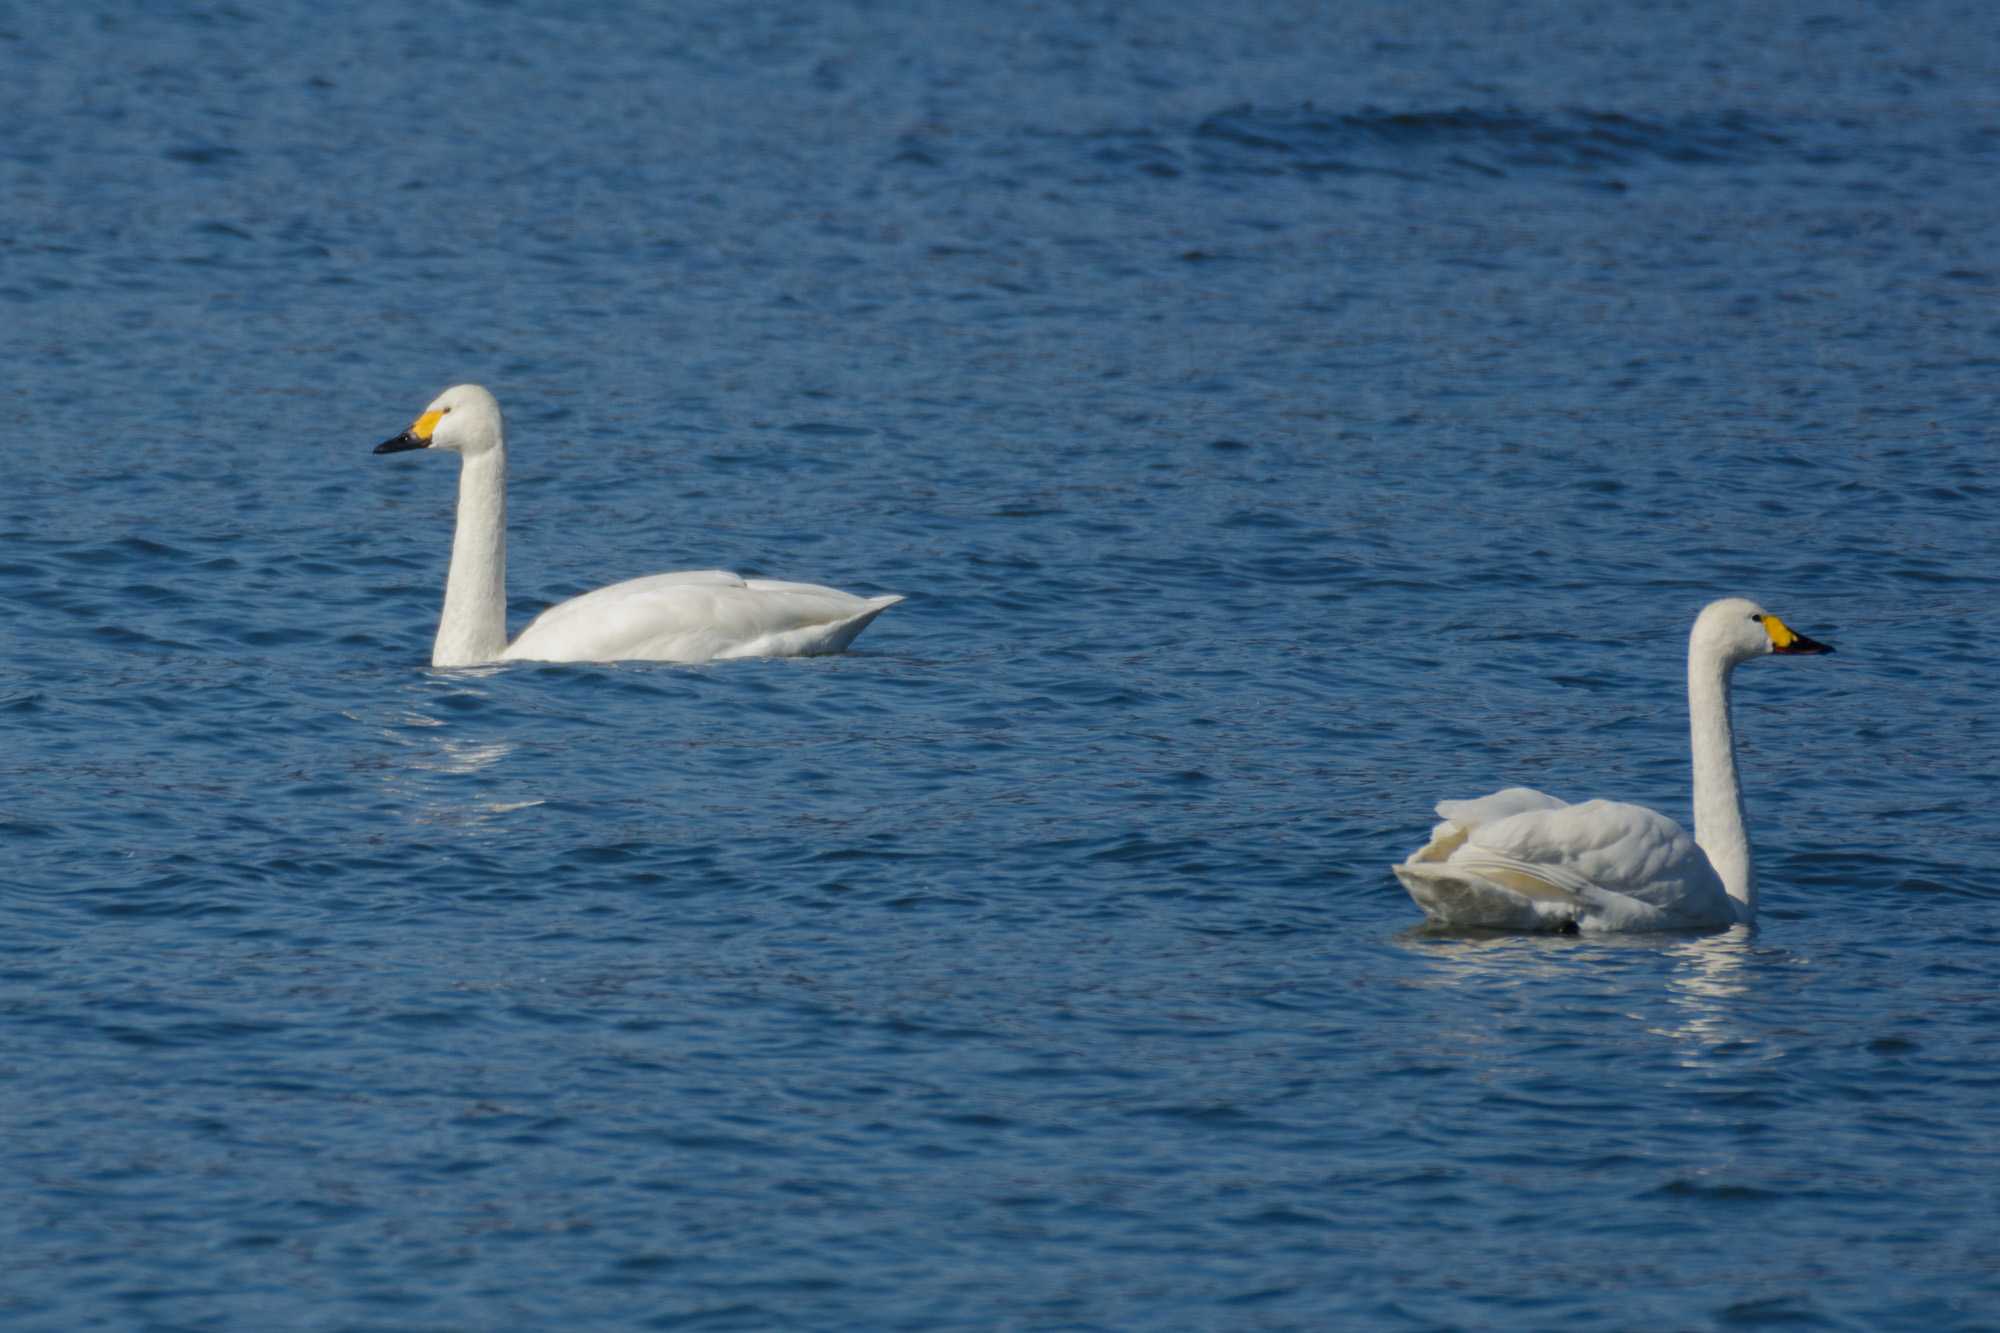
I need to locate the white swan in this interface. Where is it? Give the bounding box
[375,384,903,667]
[1394,598,1833,932]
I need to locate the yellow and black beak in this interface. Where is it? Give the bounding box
[374,408,442,455]
[1761,614,1833,656]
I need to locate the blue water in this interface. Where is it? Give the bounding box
[4,2,1999,1328]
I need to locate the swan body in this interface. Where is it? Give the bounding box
[375,385,902,667]
[1394,598,1832,933]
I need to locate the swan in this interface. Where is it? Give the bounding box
[374,384,903,667]
[1393,598,1833,932]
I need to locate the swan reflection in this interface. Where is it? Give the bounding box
[1654,926,1753,1052]
[360,677,547,828]
[1394,921,1768,1060]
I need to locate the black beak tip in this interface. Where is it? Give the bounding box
[374,432,427,455]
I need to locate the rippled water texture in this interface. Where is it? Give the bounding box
[3,2,1998,1329]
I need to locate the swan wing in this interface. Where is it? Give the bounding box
[502,571,902,664]
[1397,791,1737,931]
[1462,800,1727,914]
[1406,786,1568,862]
[1436,786,1571,828]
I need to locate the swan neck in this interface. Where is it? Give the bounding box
[1688,647,1753,918]
[434,447,508,667]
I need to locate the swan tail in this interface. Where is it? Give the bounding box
[1393,862,1581,932]
[746,593,903,658]
[819,594,903,652]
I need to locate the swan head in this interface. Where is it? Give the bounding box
[374,384,504,459]
[1693,597,1834,667]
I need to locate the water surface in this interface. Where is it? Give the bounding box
[2,2,1998,1328]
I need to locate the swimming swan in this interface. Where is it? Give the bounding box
[375,384,903,667]
[1394,598,1833,932]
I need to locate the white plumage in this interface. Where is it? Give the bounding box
[504,571,897,665]
[375,385,901,667]
[1394,598,1833,933]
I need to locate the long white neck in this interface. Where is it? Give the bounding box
[1688,646,1754,920]
[432,446,509,667]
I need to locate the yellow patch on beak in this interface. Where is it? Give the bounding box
[409,409,444,441]
[1760,614,1803,649]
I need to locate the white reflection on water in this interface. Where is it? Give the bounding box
[416,736,516,777]
[1394,921,1770,1061]
[1392,924,1605,984]
[1654,925,1755,1054]
[350,677,547,828]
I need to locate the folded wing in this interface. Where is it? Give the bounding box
[503,570,903,664]
[1395,788,1739,931]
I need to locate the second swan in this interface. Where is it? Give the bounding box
[1394,597,1833,932]
[375,384,903,667]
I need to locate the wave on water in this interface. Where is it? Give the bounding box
[1078,104,1795,189]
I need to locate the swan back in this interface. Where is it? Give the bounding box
[502,572,902,665]
[1400,791,1738,931]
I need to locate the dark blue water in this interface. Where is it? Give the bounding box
[4,3,1999,1328]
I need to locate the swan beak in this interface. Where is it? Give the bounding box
[374,431,428,454]
[1762,615,1833,655]
[374,408,443,455]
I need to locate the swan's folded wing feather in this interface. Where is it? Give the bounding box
[1394,861,1581,931]
[1435,786,1570,830]
[1409,787,1569,863]
[505,572,899,663]
[696,583,901,660]
[1456,799,1733,924]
